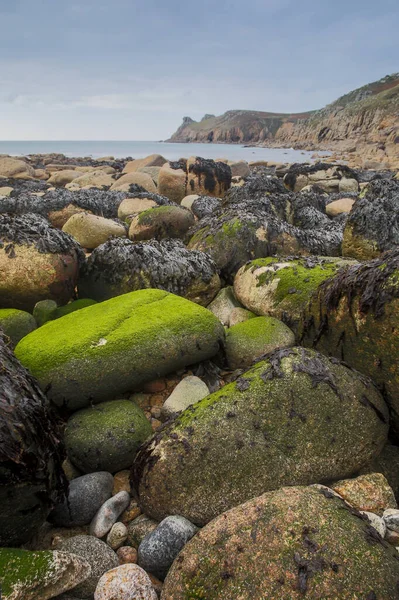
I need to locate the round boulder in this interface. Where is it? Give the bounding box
[62,212,126,249]
[0,308,36,346]
[128,205,194,241]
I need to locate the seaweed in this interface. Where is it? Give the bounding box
[292,348,341,396]
[260,348,295,381]
[188,157,231,194]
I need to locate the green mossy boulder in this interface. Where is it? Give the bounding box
[128,205,195,241]
[0,548,90,600]
[0,308,36,346]
[300,250,399,436]
[65,400,152,473]
[162,486,399,600]
[225,316,295,370]
[15,289,225,411]
[234,256,355,334]
[132,347,388,526]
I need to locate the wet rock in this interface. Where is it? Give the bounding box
[0,308,36,346]
[90,492,132,538]
[300,250,399,436]
[15,289,225,411]
[342,179,399,260]
[162,486,399,600]
[128,205,194,241]
[54,535,118,598]
[138,515,198,580]
[77,238,221,306]
[225,316,295,370]
[0,333,65,546]
[0,213,84,311]
[132,347,388,525]
[0,548,90,600]
[107,522,128,550]
[65,400,152,472]
[161,376,210,421]
[49,472,114,527]
[62,212,126,249]
[331,473,397,515]
[94,564,157,600]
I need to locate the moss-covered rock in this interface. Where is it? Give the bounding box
[225,316,295,369]
[65,400,152,473]
[128,205,194,242]
[33,298,97,326]
[162,486,399,600]
[299,249,399,435]
[0,333,65,546]
[0,308,36,346]
[342,179,399,260]
[132,347,388,525]
[77,238,220,307]
[0,548,90,600]
[15,289,225,411]
[234,256,355,334]
[0,213,84,312]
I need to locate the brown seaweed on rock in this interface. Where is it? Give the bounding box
[0,333,65,546]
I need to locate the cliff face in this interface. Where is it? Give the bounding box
[168,74,399,165]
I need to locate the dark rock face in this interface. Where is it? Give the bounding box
[0,333,65,546]
[187,157,232,196]
[78,238,221,306]
[191,196,223,219]
[343,179,399,259]
[188,177,344,281]
[284,162,358,191]
[0,178,50,195]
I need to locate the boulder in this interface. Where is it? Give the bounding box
[234,256,355,334]
[0,308,36,346]
[186,156,231,198]
[180,194,200,210]
[48,205,90,229]
[284,163,359,193]
[228,160,250,178]
[132,347,388,525]
[158,161,187,203]
[128,205,194,241]
[122,154,166,173]
[0,156,34,179]
[0,548,90,600]
[111,172,157,193]
[207,286,242,325]
[77,238,221,306]
[326,197,355,217]
[137,166,162,185]
[66,170,115,189]
[62,212,126,249]
[47,170,81,186]
[0,213,83,312]
[300,250,399,435]
[106,522,128,550]
[15,289,225,411]
[331,473,397,515]
[0,333,65,546]
[225,316,295,370]
[161,376,210,420]
[54,535,118,598]
[360,443,399,501]
[342,179,399,260]
[49,472,114,527]
[162,486,399,599]
[65,400,152,473]
[117,197,157,221]
[94,564,157,600]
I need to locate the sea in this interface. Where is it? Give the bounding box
[0,140,322,163]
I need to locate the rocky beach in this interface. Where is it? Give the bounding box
[0,147,399,599]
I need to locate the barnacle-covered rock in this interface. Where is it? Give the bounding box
[128,205,194,242]
[0,333,65,546]
[0,213,84,311]
[283,163,359,193]
[78,238,220,306]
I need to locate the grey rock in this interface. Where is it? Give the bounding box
[106,522,128,550]
[361,511,386,538]
[161,376,209,421]
[54,535,118,598]
[49,472,114,527]
[384,508,399,533]
[138,515,198,580]
[127,515,158,548]
[207,286,241,325]
[90,491,131,538]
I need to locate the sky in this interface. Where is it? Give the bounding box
[0,0,398,140]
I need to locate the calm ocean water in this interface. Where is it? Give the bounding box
[0,140,321,163]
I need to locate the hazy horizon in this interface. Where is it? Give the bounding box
[1,0,398,141]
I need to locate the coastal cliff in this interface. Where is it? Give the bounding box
[168,74,399,166]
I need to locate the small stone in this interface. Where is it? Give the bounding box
[121,501,142,525]
[383,508,399,533]
[127,515,158,548]
[94,564,157,600]
[90,491,131,538]
[161,376,209,421]
[107,522,128,550]
[62,457,82,481]
[142,379,166,393]
[360,511,386,538]
[130,392,151,409]
[151,419,162,431]
[332,473,397,515]
[385,528,399,545]
[150,407,162,419]
[138,515,198,580]
[117,546,138,565]
[49,472,114,527]
[113,470,131,495]
[150,394,164,407]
